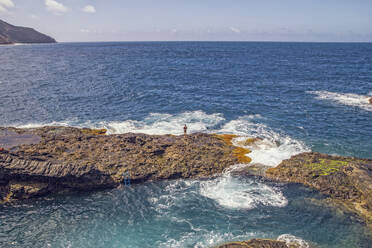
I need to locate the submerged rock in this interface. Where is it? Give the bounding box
[266,152,372,228]
[216,238,300,248]
[0,126,244,202]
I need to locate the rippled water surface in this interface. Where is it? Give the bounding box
[0,42,371,247]
[1,175,371,248]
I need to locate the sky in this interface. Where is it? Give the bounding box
[0,0,372,42]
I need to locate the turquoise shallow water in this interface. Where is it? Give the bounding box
[1,175,371,248]
[0,42,371,247]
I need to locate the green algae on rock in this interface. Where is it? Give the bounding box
[266,152,372,229]
[0,126,242,202]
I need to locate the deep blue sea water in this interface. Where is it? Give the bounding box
[0,42,372,247]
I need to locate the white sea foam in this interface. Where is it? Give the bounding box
[199,170,288,209]
[13,111,224,135]
[308,90,372,111]
[149,165,288,211]
[157,231,260,248]
[218,116,309,167]
[101,111,225,135]
[16,120,74,129]
[13,117,92,129]
[277,234,310,248]
[159,232,310,248]
[13,111,308,167]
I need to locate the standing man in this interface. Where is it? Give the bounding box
[184,124,187,135]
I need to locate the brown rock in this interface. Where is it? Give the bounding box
[216,239,299,248]
[266,152,372,229]
[0,126,242,202]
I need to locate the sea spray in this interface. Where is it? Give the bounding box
[199,164,288,209]
[277,234,310,248]
[308,90,372,112]
[102,111,225,135]
[13,111,309,167]
[218,115,309,167]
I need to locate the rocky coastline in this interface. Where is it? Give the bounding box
[266,152,372,230]
[0,126,244,202]
[216,238,301,248]
[1,126,372,247]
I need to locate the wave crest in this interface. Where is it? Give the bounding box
[277,234,310,248]
[218,116,309,167]
[199,169,288,209]
[12,111,309,167]
[308,90,372,111]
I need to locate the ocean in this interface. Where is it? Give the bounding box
[0,42,371,247]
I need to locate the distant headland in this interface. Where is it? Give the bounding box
[0,19,56,45]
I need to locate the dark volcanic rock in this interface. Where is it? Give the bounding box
[266,152,372,228]
[0,19,56,44]
[0,126,240,202]
[216,239,300,248]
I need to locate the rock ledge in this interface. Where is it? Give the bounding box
[266,152,372,228]
[0,126,242,202]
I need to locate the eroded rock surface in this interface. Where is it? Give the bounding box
[216,239,300,248]
[266,152,372,227]
[0,126,241,202]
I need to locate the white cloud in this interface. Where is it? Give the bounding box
[0,0,14,12]
[45,0,67,15]
[82,5,96,14]
[230,27,241,34]
[30,14,40,20]
[80,28,99,34]
[0,0,14,8]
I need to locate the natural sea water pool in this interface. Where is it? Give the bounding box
[1,174,371,248]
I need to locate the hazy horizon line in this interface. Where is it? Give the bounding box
[55,40,372,44]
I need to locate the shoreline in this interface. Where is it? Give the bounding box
[0,126,243,202]
[1,126,372,234]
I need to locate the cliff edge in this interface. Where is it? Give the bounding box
[0,19,56,44]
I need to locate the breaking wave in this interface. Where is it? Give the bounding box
[13,111,309,167]
[217,116,309,167]
[157,231,260,248]
[277,234,310,248]
[308,90,372,111]
[199,169,288,209]
[147,172,288,247]
[102,111,225,135]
